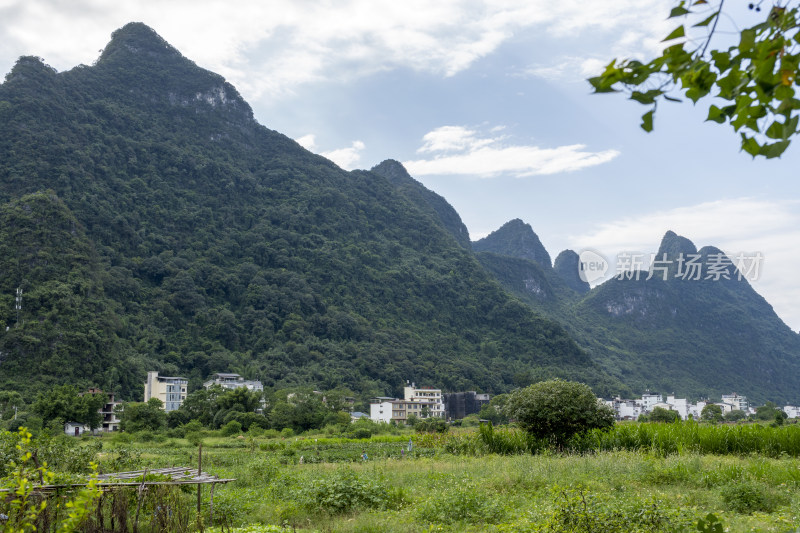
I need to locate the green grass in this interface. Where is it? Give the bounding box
[89,425,800,532]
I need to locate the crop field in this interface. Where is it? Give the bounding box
[70,423,800,532]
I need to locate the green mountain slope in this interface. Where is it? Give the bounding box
[0,23,616,400]
[475,222,800,402]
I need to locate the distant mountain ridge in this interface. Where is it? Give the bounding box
[474,222,800,402]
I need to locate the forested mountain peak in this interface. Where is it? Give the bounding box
[98,22,184,66]
[370,160,471,248]
[553,250,590,294]
[657,230,699,259]
[88,22,255,123]
[473,219,552,269]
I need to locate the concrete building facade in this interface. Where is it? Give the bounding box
[144,371,188,412]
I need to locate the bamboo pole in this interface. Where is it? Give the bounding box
[133,469,148,533]
[197,443,203,531]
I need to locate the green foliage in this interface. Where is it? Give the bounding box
[32,385,107,430]
[720,480,782,514]
[642,406,681,423]
[222,419,243,436]
[696,513,724,533]
[298,468,405,514]
[477,422,543,455]
[701,404,725,423]
[415,479,504,525]
[0,427,102,532]
[724,409,747,422]
[119,398,167,432]
[756,401,786,421]
[414,417,448,433]
[505,379,615,447]
[538,488,692,532]
[589,1,800,158]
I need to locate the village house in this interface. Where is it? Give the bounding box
[370,382,446,424]
[144,371,188,412]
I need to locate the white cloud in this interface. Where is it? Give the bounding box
[294,134,365,170]
[569,198,800,332]
[321,140,365,170]
[0,0,680,99]
[294,134,317,151]
[403,125,619,177]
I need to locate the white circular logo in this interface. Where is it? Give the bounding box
[578,249,609,284]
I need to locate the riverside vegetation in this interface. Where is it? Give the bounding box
[5,420,800,532]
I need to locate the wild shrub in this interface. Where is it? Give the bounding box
[415,481,505,525]
[720,480,783,514]
[540,488,692,532]
[222,420,243,436]
[348,428,372,439]
[298,468,405,514]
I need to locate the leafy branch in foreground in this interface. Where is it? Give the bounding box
[589,0,800,158]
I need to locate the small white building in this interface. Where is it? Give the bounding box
[784,406,800,418]
[64,422,88,437]
[687,401,707,419]
[666,395,689,419]
[370,397,396,423]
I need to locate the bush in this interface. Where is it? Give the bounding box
[298,468,405,514]
[280,427,294,438]
[222,420,243,437]
[720,481,781,514]
[416,481,504,525]
[414,417,448,433]
[505,379,614,447]
[349,428,372,439]
[540,488,693,532]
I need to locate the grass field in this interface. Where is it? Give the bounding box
[85,423,800,532]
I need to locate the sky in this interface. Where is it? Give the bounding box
[1,0,799,332]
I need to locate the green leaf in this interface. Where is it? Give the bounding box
[670,6,690,18]
[630,90,663,104]
[739,29,756,52]
[641,110,655,132]
[740,134,760,156]
[710,50,731,72]
[765,121,784,139]
[706,105,726,124]
[662,25,686,42]
[760,140,790,158]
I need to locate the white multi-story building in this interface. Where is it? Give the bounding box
[203,373,263,392]
[403,384,445,418]
[641,392,663,412]
[721,393,748,411]
[144,371,188,412]
[370,383,446,423]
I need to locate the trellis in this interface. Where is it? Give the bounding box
[1,445,235,532]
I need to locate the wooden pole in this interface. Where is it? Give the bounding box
[197,443,203,530]
[209,482,215,526]
[133,469,148,533]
